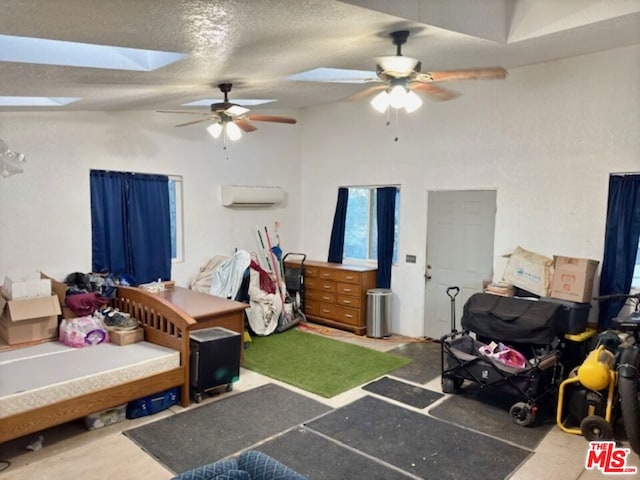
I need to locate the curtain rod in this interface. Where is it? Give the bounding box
[611,171,640,176]
[339,184,401,188]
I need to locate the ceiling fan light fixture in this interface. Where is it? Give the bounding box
[226,121,242,141]
[207,122,223,139]
[371,90,390,113]
[404,90,423,113]
[376,55,420,78]
[389,85,408,109]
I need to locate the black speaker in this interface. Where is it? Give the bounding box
[189,327,241,403]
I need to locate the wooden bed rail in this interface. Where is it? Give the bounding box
[113,286,196,407]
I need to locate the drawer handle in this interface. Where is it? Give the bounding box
[345,314,353,318]
[321,273,331,278]
[343,288,353,293]
[322,296,331,300]
[342,300,352,304]
[321,309,331,314]
[345,276,354,280]
[323,285,332,289]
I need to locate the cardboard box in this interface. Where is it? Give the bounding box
[40,272,76,319]
[109,327,144,346]
[3,275,51,300]
[550,256,599,303]
[502,246,553,297]
[0,295,61,345]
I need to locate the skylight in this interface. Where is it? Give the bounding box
[182,99,276,107]
[0,96,81,107]
[0,34,186,71]
[287,67,377,84]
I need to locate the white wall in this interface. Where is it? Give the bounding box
[299,44,640,337]
[1,45,638,338]
[0,110,303,286]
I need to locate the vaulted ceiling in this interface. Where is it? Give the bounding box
[1,0,638,112]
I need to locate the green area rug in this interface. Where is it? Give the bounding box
[244,329,412,398]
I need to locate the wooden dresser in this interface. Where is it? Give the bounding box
[289,260,377,335]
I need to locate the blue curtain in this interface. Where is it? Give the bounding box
[90,170,171,283]
[327,187,348,263]
[598,174,640,328]
[376,187,397,288]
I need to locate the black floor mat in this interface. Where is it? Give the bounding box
[306,395,531,480]
[429,386,554,450]
[387,340,442,384]
[257,427,414,479]
[362,376,444,409]
[124,384,330,474]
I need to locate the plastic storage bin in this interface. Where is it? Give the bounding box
[540,297,591,334]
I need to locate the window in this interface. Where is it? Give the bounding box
[90,170,178,283]
[168,176,183,263]
[343,187,400,263]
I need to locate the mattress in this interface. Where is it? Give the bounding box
[0,341,180,419]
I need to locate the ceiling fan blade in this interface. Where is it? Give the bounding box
[287,67,379,84]
[346,85,387,101]
[174,117,215,127]
[410,83,460,101]
[157,110,211,116]
[226,105,250,116]
[247,114,297,124]
[416,67,508,83]
[234,119,258,132]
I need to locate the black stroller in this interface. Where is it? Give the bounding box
[276,253,307,332]
[440,288,565,426]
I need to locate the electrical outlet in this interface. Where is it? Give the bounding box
[406,254,417,264]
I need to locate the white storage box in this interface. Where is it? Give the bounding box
[3,275,52,300]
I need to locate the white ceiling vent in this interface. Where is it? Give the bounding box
[221,185,285,207]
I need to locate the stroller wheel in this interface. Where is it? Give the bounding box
[580,415,614,441]
[509,402,536,427]
[442,376,462,394]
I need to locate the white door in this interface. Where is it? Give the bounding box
[423,190,496,339]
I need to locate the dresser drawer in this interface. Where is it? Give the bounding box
[304,300,319,316]
[310,302,359,326]
[306,290,336,303]
[336,282,359,296]
[336,294,361,309]
[304,265,320,278]
[305,278,336,292]
[331,270,361,285]
[317,268,337,281]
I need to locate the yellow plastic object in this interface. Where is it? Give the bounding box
[578,346,615,391]
[556,345,617,436]
[564,327,597,342]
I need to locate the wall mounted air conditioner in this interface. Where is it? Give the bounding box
[220,184,285,207]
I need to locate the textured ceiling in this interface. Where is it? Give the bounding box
[0,0,639,112]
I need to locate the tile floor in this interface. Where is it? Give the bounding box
[1,326,639,479]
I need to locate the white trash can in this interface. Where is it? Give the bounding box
[366,288,392,338]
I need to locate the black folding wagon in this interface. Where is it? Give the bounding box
[440,291,565,426]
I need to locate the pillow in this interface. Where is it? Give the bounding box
[171,458,239,480]
[238,451,308,480]
[213,470,251,480]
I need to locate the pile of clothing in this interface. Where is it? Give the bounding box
[62,272,122,317]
